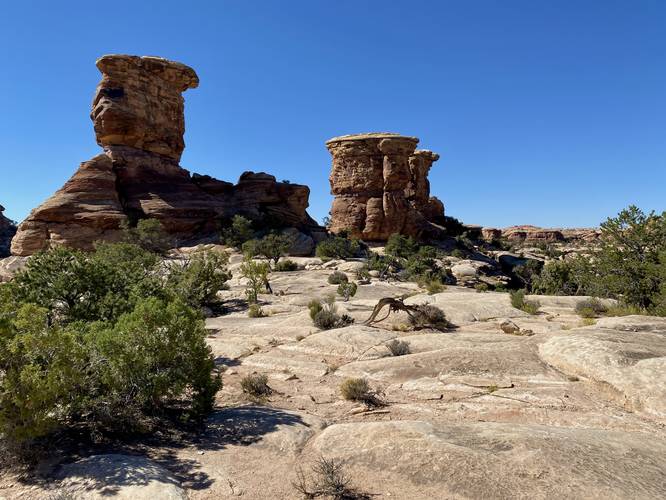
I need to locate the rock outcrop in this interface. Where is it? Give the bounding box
[0,205,17,257]
[326,133,444,241]
[481,225,602,244]
[12,55,318,256]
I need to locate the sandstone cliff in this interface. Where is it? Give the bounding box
[481,225,601,244]
[326,133,445,241]
[0,205,16,257]
[12,55,318,256]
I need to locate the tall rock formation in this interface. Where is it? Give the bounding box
[0,205,17,257]
[326,133,445,240]
[12,55,317,256]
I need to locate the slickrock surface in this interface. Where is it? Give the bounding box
[11,55,319,256]
[326,133,445,240]
[0,205,16,257]
[8,252,665,499]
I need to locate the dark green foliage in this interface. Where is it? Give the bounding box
[239,257,270,304]
[575,298,608,318]
[221,215,255,248]
[256,232,294,267]
[0,243,224,445]
[327,271,348,284]
[167,250,231,309]
[442,216,465,237]
[337,282,357,301]
[274,259,298,272]
[510,289,540,315]
[531,258,587,296]
[308,298,324,320]
[313,309,341,329]
[123,218,174,254]
[315,235,361,260]
[475,283,489,293]
[385,234,418,260]
[513,259,543,290]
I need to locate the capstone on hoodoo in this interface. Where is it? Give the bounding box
[326,133,445,240]
[11,55,318,256]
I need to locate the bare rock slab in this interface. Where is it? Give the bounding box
[56,454,186,499]
[311,421,666,499]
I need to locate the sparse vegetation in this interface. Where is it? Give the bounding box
[221,215,255,248]
[293,456,368,500]
[248,303,266,318]
[386,339,410,356]
[309,296,354,330]
[475,282,489,293]
[275,259,299,272]
[422,278,446,294]
[240,373,272,398]
[240,257,271,303]
[328,271,348,284]
[122,218,173,254]
[408,304,450,330]
[340,377,371,402]
[575,298,608,318]
[510,289,540,315]
[315,234,361,260]
[337,282,357,301]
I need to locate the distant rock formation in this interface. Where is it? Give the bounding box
[12,55,318,256]
[0,205,17,257]
[481,225,601,244]
[326,133,445,241]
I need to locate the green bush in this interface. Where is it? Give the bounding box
[167,250,231,309]
[575,298,607,318]
[337,282,357,301]
[256,232,294,267]
[328,271,348,284]
[0,297,220,443]
[315,235,361,260]
[239,257,271,304]
[422,278,445,294]
[475,283,489,293]
[275,259,298,272]
[510,289,540,315]
[123,218,173,254]
[248,304,266,318]
[385,234,418,259]
[308,298,323,320]
[221,215,255,248]
[309,296,354,330]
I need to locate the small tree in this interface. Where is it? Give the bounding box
[221,215,255,248]
[257,232,294,268]
[315,235,360,260]
[123,218,173,254]
[385,234,418,259]
[240,256,270,303]
[337,282,357,301]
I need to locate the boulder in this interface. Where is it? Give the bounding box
[282,228,315,256]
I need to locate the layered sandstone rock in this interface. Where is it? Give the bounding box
[326,133,444,240]
[481,225,601,244]
[0,205,17,257]
[12,55,317,256]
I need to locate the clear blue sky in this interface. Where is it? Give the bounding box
[1,0,664,228]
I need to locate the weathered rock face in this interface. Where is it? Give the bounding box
[12,55,317,256]
[481,225,602,244]
[0,205,17,257]
[326,133,444,241]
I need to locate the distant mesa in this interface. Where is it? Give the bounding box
[11,55,320,256]
[481,225,601,243]
[326,132,445,240]
[0,205,17,258]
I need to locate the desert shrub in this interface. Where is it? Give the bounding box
[240,373,272,398]
[294,457,366,500]
[385,234,418,259]
[221,215,255,248]
[408,304,450,330]
[513,259,544,290]
[580,318,596,326]
[339,377,371,401]
[0,297,220,443]
[531,258,587,296]
[355,266,371,282]
[123,218,173,254]
[422,278,445,294]
[327,271,348,284]
[605,304,646,316]
[386,339,410,356]
[475,283,489,293]
[167,250,231,309]
[308,298,324,320]
[367,252,396,279]
[337,282,357,301]
[451,248,466,259]
[248,304,265,318]
[239,257,270,303]
[256,232,294,267]
[575,298,608,318]
[310,296,354,330]
[510,289,540,315]
[274,259,298,272]
[315,235,361,260]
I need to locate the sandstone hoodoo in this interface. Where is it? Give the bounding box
[0,205,16,258]
[326,133,445,241]
[11,55,318,256]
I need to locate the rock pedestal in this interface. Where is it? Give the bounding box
[12,55,317,256]
[326,133,444,240]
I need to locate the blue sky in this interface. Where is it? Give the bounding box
[1,0,664,228]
